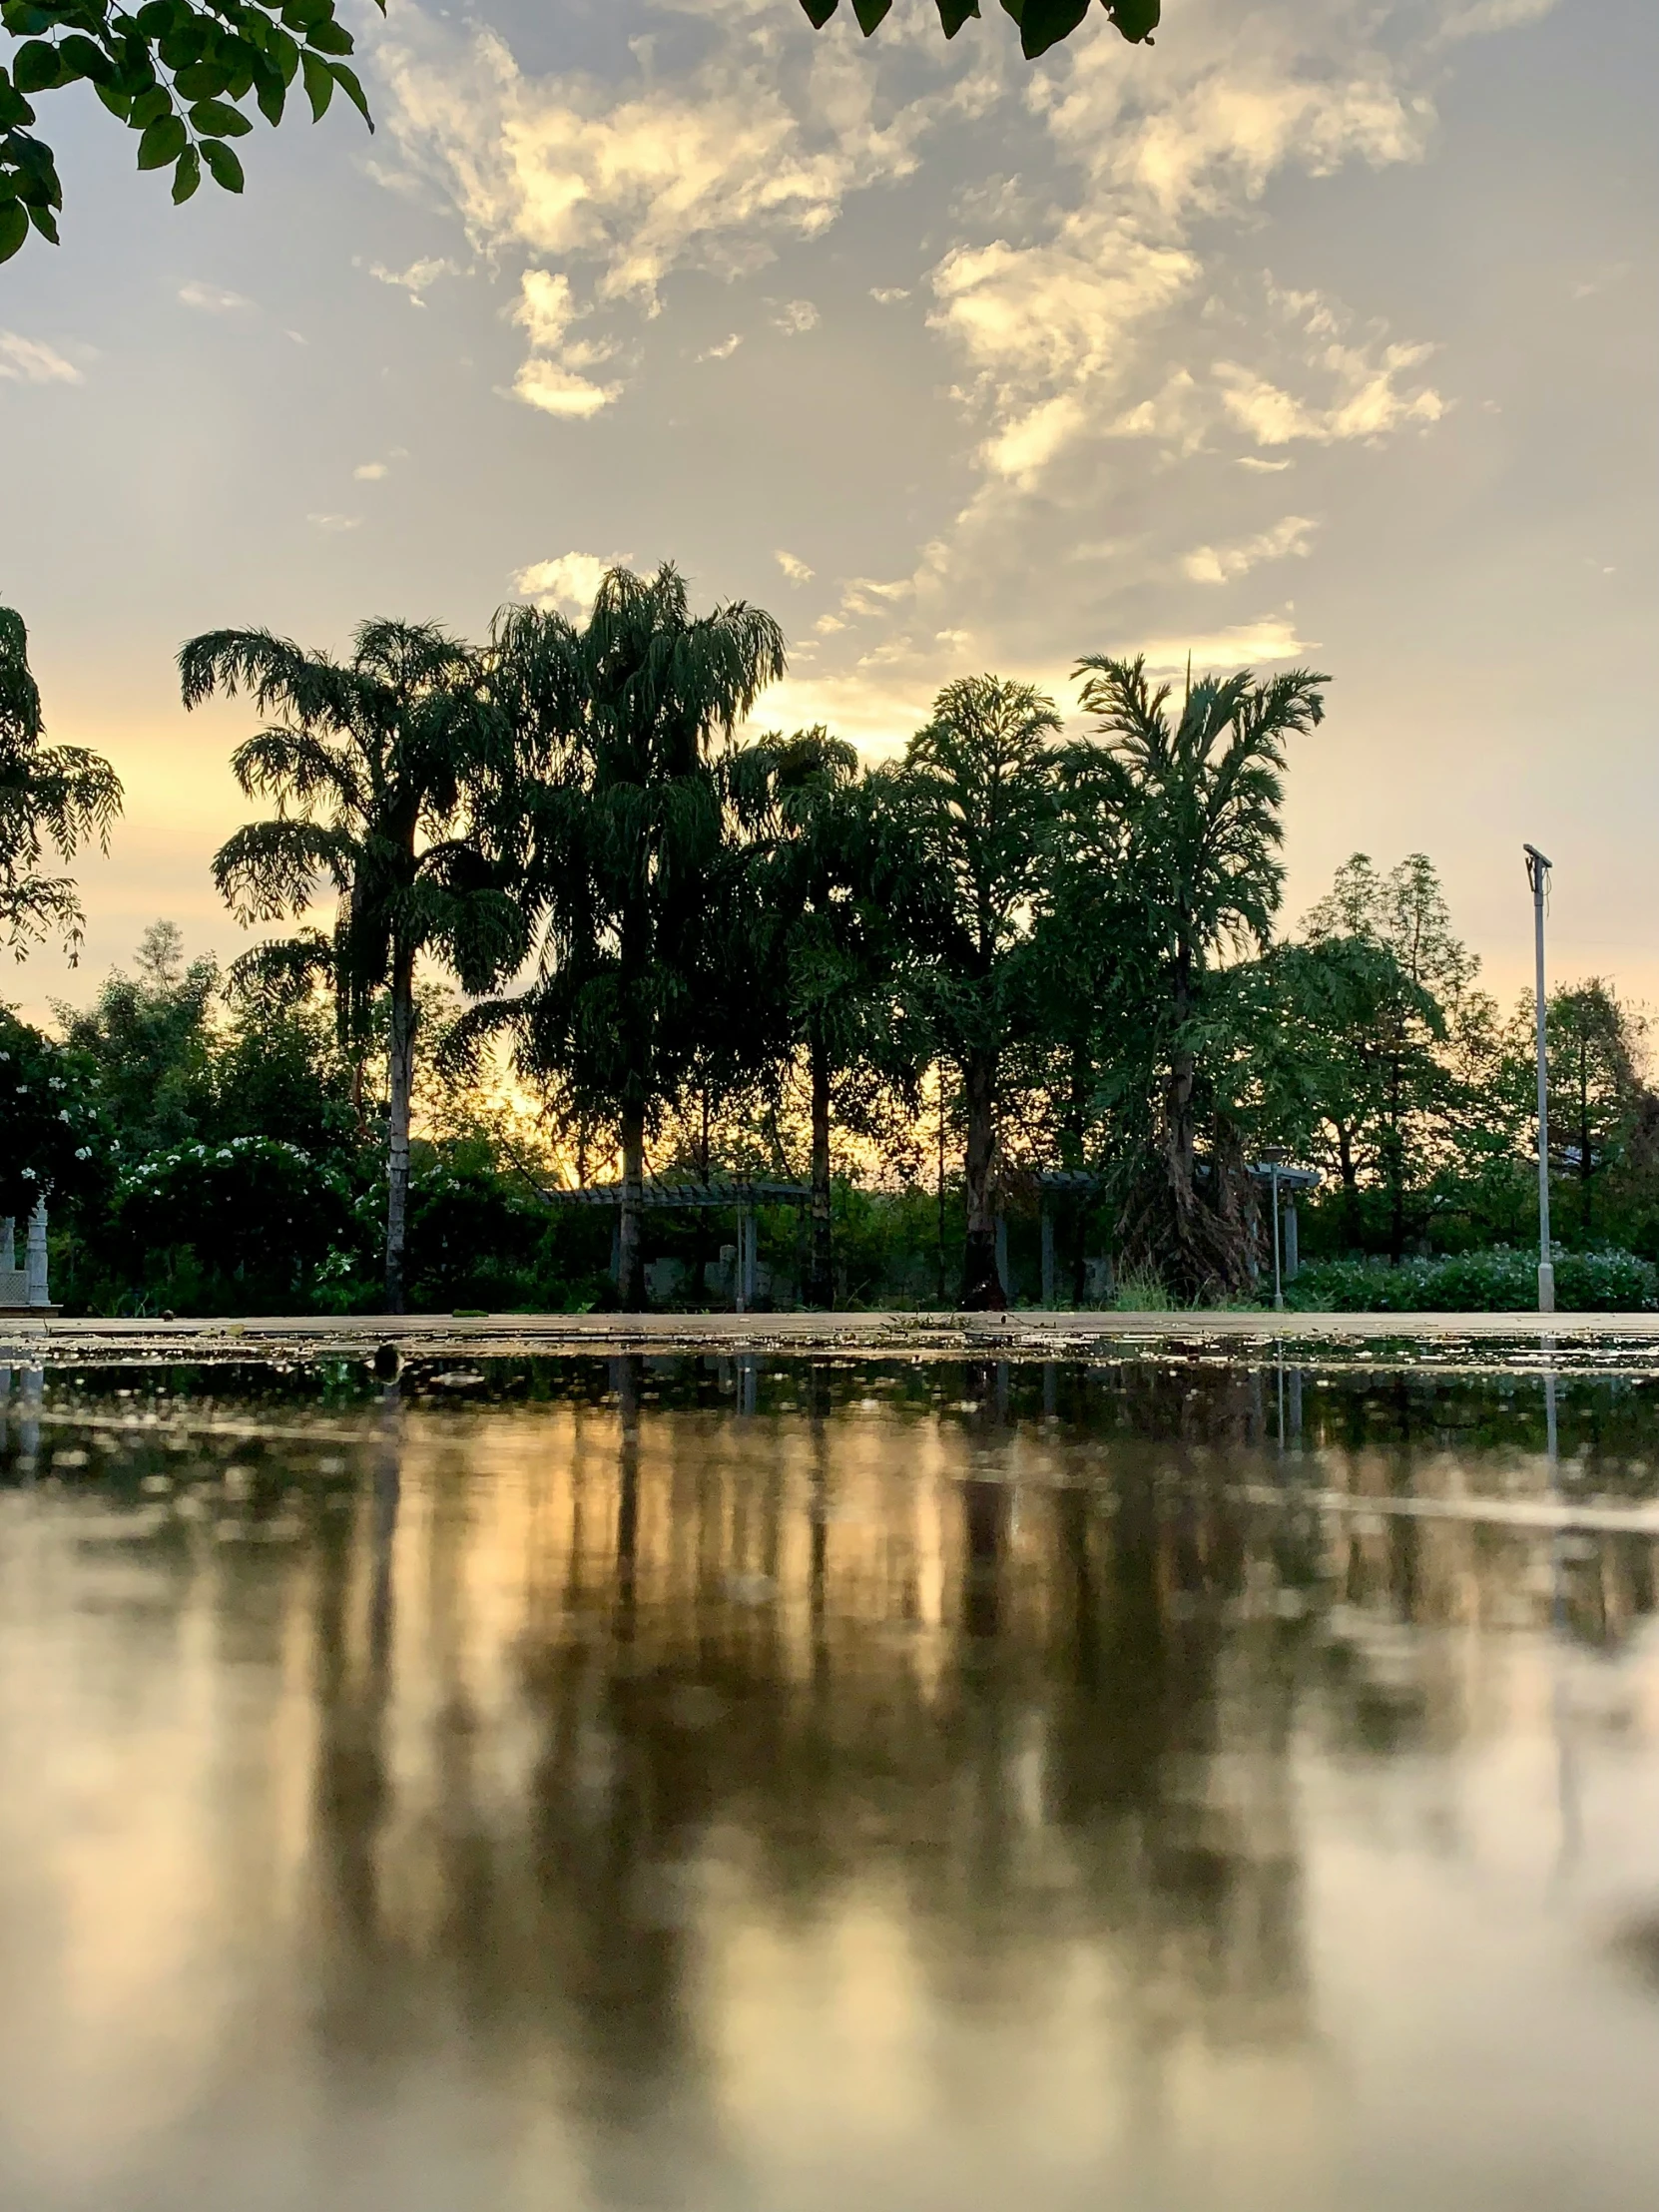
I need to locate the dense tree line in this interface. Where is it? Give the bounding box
[3,575,1657,1317]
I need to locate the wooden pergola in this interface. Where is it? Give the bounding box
[538,1178,812,1312]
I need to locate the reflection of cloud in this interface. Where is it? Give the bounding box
[0,330,82,385]
[353,462,388,481]
[307,514,362,533]
[513,551,612,614]
[1183,514,1317,584]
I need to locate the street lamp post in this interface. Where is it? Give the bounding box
[1525,843,1553,1315]
[1261,1146,1286,1312]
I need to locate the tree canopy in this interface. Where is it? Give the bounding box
[1,0,377,263]
[797,0,1160,59]
[0,604,123,959]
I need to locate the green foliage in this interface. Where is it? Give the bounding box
[0,605,123,958]
[1288,1247,1659,1315]
[476,563,788,1307]
[0,0,377,261]
[182,616,530,1308]
[798,0,1160,57]
[0,1004,107,1219]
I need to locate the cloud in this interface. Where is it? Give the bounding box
[513,551,613,614]
[368,256,462,302]
[377,7,993,412]
[771,299,820,335]
[353,462,388,481]
[1215,345,1443,445]
[1135,612,1318,675]
[307,513,361,533]
[509,270,621,417]
[776,550,814,583]
[0,331,82,385]
[870,286,910,304]
[699,332,743,360]
[179,280,253,314]
[1182,514,1317,584]
[1238,455,1293,472]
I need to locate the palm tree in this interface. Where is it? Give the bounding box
[889,674,1062,1310]
[482,565,786,1309]
[179,620,525,1311]
[0,604,123,960]
[1068,654,1328,1297]
[747,727,913,1308]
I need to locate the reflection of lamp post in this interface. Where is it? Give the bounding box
[1524,844,1554,1314]
[1261,1146,1286,1311]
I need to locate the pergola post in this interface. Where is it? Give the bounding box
[994,1213,1009,1304]
[1284,1199,1300,1282]
[1039,1202,1056,1309]
[25,1200,49,1309]
[736,1207,759,1314]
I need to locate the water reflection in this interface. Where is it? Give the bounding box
[1,1358,1658,2210]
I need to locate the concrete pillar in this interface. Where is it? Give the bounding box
[609,1216,622,1287]
[1284,1200,1300,1281]
[0,1218,13,1271]
[994,1213,1009,1303]
[25,1200,49,1309]
[1040,1203,1056,1308]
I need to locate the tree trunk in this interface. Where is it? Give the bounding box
[807,1020,833,1309]
[619,1100,646,1310]
[384,944,415,1314]
[1580,1042,1591,1239]
[1338,1124,1361,1251]
[960,1049,1002,1310]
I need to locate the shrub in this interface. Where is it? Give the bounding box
[1286,1246,1659,1314]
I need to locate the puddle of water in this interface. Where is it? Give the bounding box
[2,1354,1659,2211]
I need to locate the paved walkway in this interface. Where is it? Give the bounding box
[6,1307,1659,1366]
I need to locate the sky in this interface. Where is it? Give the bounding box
[2,0,1655,1023]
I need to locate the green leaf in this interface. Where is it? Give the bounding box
[300,48,332,120]
[797,0,839,23]
[174,63,232,98]
[935,0,981,30]
[171,142,200,202]
[301,17,352,55]
[0,77,35,128]
[266,28,300,86]
[93,82,132,119]
[0,200,28,264]
[189,97,253,136]
[130,83,171,126]
[12,41,63,95]
[136,113,187,169]
[1107,0,1158,38]
[26,197,58,241]
[1012,0,1090,55]
[254,66,285,125]
[851,0,891,30]
[200,137,245,192]
[56,34,116,86]
[134,0,175,35]
[328,61,370,127]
